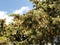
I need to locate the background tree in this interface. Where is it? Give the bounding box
[0,0,60,45]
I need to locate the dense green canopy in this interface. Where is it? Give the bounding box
[0,0,60,45]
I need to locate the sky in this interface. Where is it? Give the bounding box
[0,0,33,24]
[0,0,33,13]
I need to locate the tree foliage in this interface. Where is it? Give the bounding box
[0,0,60,45]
